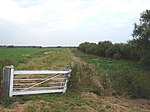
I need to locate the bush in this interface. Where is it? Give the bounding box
[105,47,115,58]
[113,53,121,60]
[140,52,150,66]
[110,69,150,98]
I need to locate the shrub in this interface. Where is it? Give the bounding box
[113,53,121,60]
[105,48,114,58]
[110,69,150,98]
[140,52,150,66]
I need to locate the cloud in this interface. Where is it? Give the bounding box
[0,0,149,27]
[0,0,150,46]
[14,0,46,8]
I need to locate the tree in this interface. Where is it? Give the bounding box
[132,9,150,65]
[97,41,113,57]
[78,42,90,53]
[87,43,97,54]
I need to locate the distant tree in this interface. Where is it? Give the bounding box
[97,41,113,57]
[113,52,121,60]
[127,40,140,61]
[7,45,14,48]
[78,42,90,53]
[105,47,114,58]
[132,9,150,65]
[86,43,97,54]
[117,43,131,59]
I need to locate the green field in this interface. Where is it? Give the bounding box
[0,48,72,69]
[0,48,47,69]
[0,48,150,112]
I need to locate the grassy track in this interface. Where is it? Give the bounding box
[16,48,72,70]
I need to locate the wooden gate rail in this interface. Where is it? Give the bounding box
[1,65,71,97]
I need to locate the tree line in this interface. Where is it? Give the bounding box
[0,45,77,48]
[79,9,150,66]
[0,45,42,48]
[79,41,139,60]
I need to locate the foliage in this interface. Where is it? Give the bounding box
[109,68,150,98]
[79,51,150,98]
[113,53,121,60]
[78,41,134,60]
[132,9,150,65]
[97,41,113,57]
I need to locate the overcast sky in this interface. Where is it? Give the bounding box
[0,0,150,46]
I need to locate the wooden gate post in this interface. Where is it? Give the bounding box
[2,65,14,97]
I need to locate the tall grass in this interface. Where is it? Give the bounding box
[69,49,105,95]
[77,49,150,98]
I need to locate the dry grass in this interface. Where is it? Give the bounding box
[0,100,52,112]
[80,92,150,112]
[2,93,150,112]
[100,96,150,112]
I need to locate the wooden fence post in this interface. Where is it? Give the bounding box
[1,65,14,97]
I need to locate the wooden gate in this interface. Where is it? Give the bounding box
[1,66,71,97]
